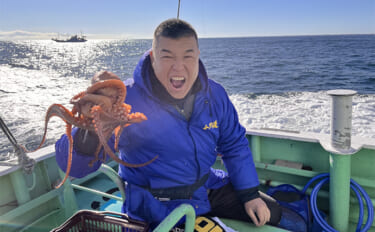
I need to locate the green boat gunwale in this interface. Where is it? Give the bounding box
[1,128,374,231]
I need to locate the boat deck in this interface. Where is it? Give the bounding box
[1,129,374,231]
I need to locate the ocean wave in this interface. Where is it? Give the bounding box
[1,36,374,155]
[230,91,375,139]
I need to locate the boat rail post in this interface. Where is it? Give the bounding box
[251,135,261,162]
[327,89,357,232]
[9,170,31,205]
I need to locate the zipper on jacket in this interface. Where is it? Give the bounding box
[187,122,201,182]
[205,99,213,118]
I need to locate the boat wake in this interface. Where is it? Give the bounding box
[231,91,375,139]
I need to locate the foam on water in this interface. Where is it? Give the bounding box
[230,92,375,139]
[1,64,374,155]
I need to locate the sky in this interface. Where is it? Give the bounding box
[0,0,374,40]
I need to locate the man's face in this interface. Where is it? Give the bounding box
[151,36,200,99]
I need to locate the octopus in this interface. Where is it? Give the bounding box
[31,71,157,188]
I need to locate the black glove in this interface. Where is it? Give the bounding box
[73,128,100,156]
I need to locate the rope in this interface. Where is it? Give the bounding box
[0,115,35,174]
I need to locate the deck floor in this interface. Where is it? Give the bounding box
[73,173,288,231]
[74,173,121,211]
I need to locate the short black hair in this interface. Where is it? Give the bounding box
[153,18,198,42]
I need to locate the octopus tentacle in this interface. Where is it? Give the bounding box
[25,104,77,153]
[123,103,131,114]
[55,124,73,188]
[91,106,157,168]
[70,91,87,115]
[114,126,123,152]
[127,112,148,124]
[87,80,126,104]
[88,144,104,167]
[70,91,86,103]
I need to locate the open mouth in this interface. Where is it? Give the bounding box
[170,77,185,89]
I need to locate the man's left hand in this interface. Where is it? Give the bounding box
[244,197,270,227]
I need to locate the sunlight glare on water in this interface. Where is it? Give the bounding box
[1,36,374,155]
[0,65,90,152]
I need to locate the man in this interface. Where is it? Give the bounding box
[56,18,303,231]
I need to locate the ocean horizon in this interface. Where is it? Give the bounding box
[1,31,374,41]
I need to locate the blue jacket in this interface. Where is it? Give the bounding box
[55,51,259,226]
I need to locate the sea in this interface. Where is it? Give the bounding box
[0,34,375,156]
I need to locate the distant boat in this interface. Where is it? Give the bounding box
[52,34,87,42]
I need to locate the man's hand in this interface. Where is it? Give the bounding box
[244,197,270,227]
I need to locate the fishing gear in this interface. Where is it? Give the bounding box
[0,116,18,149]
[0,115,35,174]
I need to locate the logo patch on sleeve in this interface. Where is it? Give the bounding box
[203,120,218,130]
